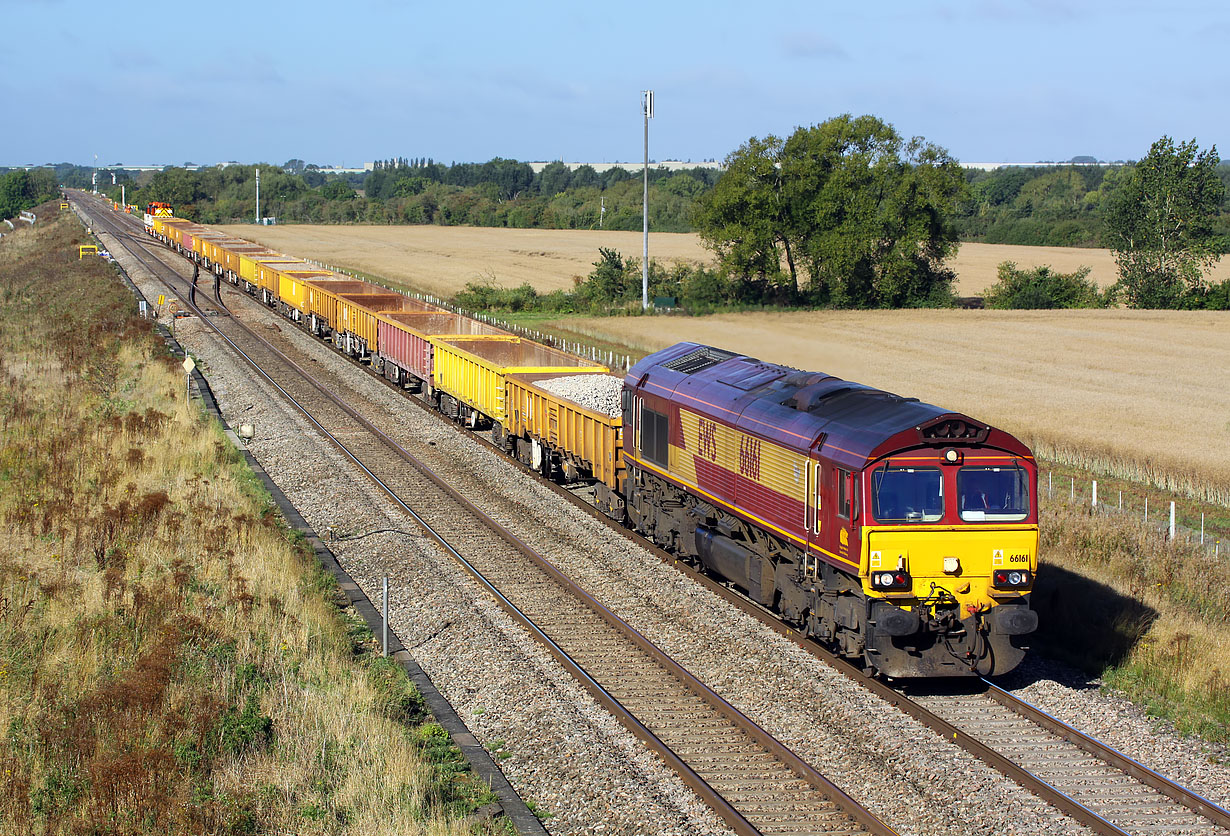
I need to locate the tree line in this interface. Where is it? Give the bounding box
[72,118,1230,312]
[957,160,1230,249]
[98,159,718,233]
[454,121,1228,314]
[691,123,1227,310]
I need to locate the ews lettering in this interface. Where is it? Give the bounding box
[697,419,718,461]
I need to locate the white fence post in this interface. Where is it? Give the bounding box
[1201,514,1205,544]
[1092,480,1098,508]
[1169,502,1175,540]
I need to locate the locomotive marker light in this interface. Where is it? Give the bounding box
[871,571,911,591]
[992,569,1031,590]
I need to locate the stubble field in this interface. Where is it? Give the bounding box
[216,224,1230,297]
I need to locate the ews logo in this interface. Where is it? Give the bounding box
[739,435,761,480]
[697,419,718,461]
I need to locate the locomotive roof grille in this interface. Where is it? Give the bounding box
[661,346,739,375]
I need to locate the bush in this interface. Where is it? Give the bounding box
[983,261,1111,309]
[1180,278,1230,310]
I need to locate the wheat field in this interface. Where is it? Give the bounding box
[215,224,1230,297]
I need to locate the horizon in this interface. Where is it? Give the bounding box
[1,155,1155,172]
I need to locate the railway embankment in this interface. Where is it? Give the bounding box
[0,208,507,834]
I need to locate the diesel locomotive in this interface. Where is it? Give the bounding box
[622,343,1039,677]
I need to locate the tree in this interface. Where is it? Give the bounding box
[692,135,793,296]
[536,161,572,196]
[1104,136,1224,308]
[0,169,57,218]
[696,115,966,307]
[319,179,355,200]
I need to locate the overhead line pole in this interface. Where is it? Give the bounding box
[642,90,653,311]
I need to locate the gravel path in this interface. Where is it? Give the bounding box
[102,229,1230,836]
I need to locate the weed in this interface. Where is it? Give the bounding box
[525,799,554,821]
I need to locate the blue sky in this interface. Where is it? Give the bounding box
[2,0,1226,168]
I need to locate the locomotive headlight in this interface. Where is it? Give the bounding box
[871,571,912,592]
[992,569,1031,590]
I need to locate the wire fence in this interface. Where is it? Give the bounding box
[1045,471,1223,558]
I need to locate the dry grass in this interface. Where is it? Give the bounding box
[558,309,1230,506]
[206,224,1230,503]
[0,212,494,835]
[213,224,1230,297]
[1034,499,1230,740]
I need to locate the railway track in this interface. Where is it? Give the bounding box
[902,679,1230,836]
[78,196,895,836]
[78,196,1230,836]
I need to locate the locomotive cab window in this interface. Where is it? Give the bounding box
[836,468,852,519]
[872,466,943,523]
[640,403,670,468]
[958,466,1029,522]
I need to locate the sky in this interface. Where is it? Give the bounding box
[2,0,1227,169]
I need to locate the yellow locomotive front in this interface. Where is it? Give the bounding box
[858,447,1039,677]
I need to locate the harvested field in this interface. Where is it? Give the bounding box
[214,224,1230,297]
[559,309,1230,503]
[215,224,709,297]
[951,242,1230,293]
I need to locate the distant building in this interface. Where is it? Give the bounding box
[526,160,723,174]
[963,160,1117,171]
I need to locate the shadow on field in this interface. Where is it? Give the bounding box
[1028,562,1158,678]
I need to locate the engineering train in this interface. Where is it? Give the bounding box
[138,201,1040,678]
